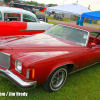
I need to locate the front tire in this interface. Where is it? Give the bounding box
[42,66,68,92]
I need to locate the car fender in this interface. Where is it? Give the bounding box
[27,22,54,30]
[44,61,75,83]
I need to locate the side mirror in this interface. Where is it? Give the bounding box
[90,43,96,47]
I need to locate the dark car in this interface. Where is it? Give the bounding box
[36,14,48,22]
[53,13,63,20]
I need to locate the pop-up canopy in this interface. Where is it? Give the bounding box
[80,10,100,22]
[47,3,91,15]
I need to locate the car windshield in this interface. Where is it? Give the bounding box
[45,25,89,46]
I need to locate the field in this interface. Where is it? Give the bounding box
[0,64,100,100]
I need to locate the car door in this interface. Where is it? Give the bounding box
[0,21,27,36]
[83,32,100,67]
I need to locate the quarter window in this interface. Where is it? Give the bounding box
[88,32,100,45]
[23,14,36,22]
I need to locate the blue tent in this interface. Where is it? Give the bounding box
[79,11,100,24]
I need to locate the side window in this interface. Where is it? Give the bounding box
[88,32,100,45]
[23,14,36,22]
[0,12,2,21]
[4,13,21,21]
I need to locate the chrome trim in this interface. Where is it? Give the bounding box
[69,61,100,74]
[0,52,10,69]
[15,59,22,73]
[0,69,37,89]
[59,24,90,46]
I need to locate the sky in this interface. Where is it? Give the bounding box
[33,0,100,11]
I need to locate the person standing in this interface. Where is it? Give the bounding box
[76,16,83,26]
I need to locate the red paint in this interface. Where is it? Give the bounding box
[0,21,45,36]
[40,8,46,12]
[0,24,100,88]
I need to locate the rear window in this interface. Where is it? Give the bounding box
[23,14,36,22]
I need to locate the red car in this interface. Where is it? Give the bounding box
[0,7,53,36]
[0,24,100,92]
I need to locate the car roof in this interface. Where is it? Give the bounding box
[0,6,36,17]
[61,23,100,33]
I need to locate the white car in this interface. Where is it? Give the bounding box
[0,7,54,36]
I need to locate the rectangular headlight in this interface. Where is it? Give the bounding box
[15,59,22,73]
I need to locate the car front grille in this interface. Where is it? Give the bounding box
[0,52,10,69]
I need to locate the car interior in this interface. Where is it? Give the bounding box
[87,32,100,45]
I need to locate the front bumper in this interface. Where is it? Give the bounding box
[0,69,37,89]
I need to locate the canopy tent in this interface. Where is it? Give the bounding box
[47,3,91,16]
[79,11,100,23]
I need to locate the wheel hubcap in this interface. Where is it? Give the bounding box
[50,68,67,90]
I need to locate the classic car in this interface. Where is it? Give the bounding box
[36,14,48,22]
[9,3,48,22]
[53,13,63,20]
[0,24,100,92]
[0,7,53,36]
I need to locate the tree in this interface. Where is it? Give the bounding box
[48,4,57,7]
[4,0,11,4]
[25,1,38,5]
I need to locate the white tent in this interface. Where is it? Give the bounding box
[47,3,91,16]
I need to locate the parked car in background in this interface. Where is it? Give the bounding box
[0,7,53,36]
[0,24,100,92]
[36,14,48,22]
[53,13,63,20]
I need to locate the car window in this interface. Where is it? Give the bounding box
[4,13,21,21]
[23,14,36,22]
[89,32,100,45]
[90,32,99,37]
[45,25,88,46]
[0,12,2,21]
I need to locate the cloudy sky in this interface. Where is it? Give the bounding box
[33,0,100,11]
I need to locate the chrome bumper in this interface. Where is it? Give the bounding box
[0,69,37,89]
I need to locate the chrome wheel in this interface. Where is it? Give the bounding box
[50,68,67,91]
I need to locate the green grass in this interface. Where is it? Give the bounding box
[46,16,55,20]
[91,27,99,30]
[48,22,60,25]
[0,64,100,99]
[46,16,74,22]
[48,20,99,30]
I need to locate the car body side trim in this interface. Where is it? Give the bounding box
[69,61,100,74]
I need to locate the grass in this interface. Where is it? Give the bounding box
[48,16,99,30]
[46,16,74,22]
[48,22,60,25]
[0,64,100,99]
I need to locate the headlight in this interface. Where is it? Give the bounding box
[15,59,22,73]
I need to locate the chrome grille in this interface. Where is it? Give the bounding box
[0,52,10,69]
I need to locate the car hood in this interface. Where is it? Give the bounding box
[0,33,84,63]
[5,33,83,50]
